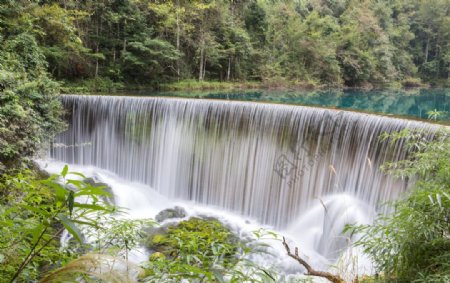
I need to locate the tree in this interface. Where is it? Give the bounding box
[0,16,64,168]
[122,36,180,84]
[410,0,450,83]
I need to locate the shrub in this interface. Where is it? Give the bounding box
[143,217,239,281]
[142,218,280,282]
[0,33,64,169]
[0,166,114,281]
[347,129,450,282]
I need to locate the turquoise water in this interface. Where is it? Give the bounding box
[124,88,450,123]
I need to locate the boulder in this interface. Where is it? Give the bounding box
[155,206,187,223]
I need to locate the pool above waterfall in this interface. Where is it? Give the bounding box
[107,88,450,123]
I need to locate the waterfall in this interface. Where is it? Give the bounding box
[51,95,432,228]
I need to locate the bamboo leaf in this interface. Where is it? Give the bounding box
[71,219,100,228]
[41,180,67,200]
[212,270,225,283]
[67,179,85,189]
[61,165,69,178]
[57,213,83,244]
[73,202,110,211]
[75,187,112,197]
[68,191,75,217]
[68,172,87,179]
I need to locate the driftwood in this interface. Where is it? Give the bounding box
[282,237,344,283]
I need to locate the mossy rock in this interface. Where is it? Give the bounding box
[145,217,240,268]
[149,252,166,261]
[151,234,166,245]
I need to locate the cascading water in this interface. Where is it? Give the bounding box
[49,95,434,271]
[51,95,432,226]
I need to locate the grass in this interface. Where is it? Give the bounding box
[160,78,325,91]
[60,77,438,94]
[160,80,262,91]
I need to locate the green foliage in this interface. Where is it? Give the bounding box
[427,109,447,121]
[142,218,279,282]
[347,129,450,282]
[161,79,261,91]
[0,166,115,281]
[61,77,125,93]
[3,0,447,88]
[122,37,180,84]
[143,217,239,281]
[0,5,65,169]
[90,217,154,262]
[0,164,156,282]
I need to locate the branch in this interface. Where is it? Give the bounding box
[282,237,343,283]
[10,206,65,282]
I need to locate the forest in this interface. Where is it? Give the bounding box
[1,0,449,91]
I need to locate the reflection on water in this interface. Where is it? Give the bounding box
[124,88,450,122]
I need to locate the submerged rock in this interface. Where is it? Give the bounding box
[155,206,187,222]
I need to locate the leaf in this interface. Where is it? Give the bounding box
[436,193,442,208]
[71,219,100,228]
[73,202,110,212]
[20,205,50,217]
[47,174,59,181]
[75,187,112,197]
[67,179,85,189]
[428,195,435,205]
[212,269,225,283]
[29,223,45,244]
[68,172,87,179]
[58,213,83,244]
[68,191,75,217]
[41,180,67,200]
[61,165,69,178]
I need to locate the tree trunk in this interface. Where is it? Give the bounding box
[123,20,127,52]
[199,46,204,81]
[115,22,120,62]
[95,20,99,78]
[435,35,440,79]
[424,37,430,63]
[227,56,231,81]
[95,51,99,77]
[447,62,450,80]
[176,0,181,79]
[198,33,204,81]
[203,56,207,80]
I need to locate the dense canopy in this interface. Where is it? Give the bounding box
[1,0,449,89]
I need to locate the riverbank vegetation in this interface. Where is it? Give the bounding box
[0,166,282,282]
[347,129,450,282]
[1,0,449,92]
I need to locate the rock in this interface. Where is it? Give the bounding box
[144,217,241,267]
[84,177,115,205]
[155,206,187,223]
[30,161,51,179]
[144,223,175,254]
